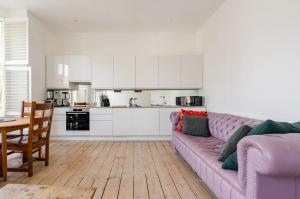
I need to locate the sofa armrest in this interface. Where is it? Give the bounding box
[170,112,180,131]
[238,133,300,191]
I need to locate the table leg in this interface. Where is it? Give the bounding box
[1,129,7,181]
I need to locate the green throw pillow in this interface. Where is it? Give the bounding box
[222,120,300,171]
[222,151,238,170]
[248,119,300,136]
[182,115,210,137]
[218,125,252,162]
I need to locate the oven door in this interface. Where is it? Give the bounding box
[66,112,90,131]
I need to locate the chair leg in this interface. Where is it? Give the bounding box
[27,150,33,177]
[0,152,2,177]
[45,144,49,166]
[38,147,42,158]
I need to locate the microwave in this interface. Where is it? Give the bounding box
[176,96,203,106]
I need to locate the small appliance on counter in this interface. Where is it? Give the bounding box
[176,96,203,106]
[100,94,110,107]
[66,108,90,131]
[46,90,71,107]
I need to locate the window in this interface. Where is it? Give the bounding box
[3,18,30,116]
[0,18,3,116]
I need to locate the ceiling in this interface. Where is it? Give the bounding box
[0,0,224,33]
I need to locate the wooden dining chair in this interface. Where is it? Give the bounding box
[0,101,54,177]
[6,101,32,140]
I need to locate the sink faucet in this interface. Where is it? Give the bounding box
[160,96,167,106]
[129,98,133,107]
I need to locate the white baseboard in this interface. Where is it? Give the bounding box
[51,135,172,141]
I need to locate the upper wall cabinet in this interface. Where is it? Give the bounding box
[91,56,114,89]
[181,55,203,89]
[68,55,91,82]
[46,56,69,89]
[158,55,181,88]
[113,56,135,89]
[135,56,159,89]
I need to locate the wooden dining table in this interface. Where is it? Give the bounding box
[0,117,30,181]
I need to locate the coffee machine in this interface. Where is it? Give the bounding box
[100,94,110,107]
[46,90,71,107]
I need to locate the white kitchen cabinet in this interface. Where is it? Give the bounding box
[135,56,159,89]
[158,55,181,88]
[46,56,69,89]
[181,55,203,89]
[51,121,66,136]
[113,56,135,89]
[90,121,113,136]
[91,56,114,89]
[113,108,159,136]
[89,108,113,136]
[51,107,69,136]
[159,108,180,136]
[159,107,207,135]
[68,55,91,82]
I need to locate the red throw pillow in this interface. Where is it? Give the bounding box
[177,109,208,132]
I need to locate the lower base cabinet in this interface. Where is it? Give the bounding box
[113,108,159,136]
[51,121,66,136]
[90,121,113,136]
[51,107,205,138]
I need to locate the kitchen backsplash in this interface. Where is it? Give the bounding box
[94,90,200,107]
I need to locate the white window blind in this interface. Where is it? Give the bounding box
[4,20,28,65]
[4,19,30,116]
[0,19,4,116]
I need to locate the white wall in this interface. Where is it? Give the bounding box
[28,13,52,101]
[197,0,300,122]
[46,32,197,55]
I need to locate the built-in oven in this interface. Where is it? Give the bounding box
[66,109,90,131]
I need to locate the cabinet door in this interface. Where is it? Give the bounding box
[91,56,114,89]
[159,55,181,88]
[181,55,203,89]
[68,55,91,82]
[113,108,159,136]
[159,108,180,135]
[113,56,135,89]
[90,121,113,136]
[51,121,66,136]
[113,109,135,136]
[46,56,69,89]
[135,56,159,89]
[133,108,159,135]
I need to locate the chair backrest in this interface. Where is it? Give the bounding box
[21,101,34,117]
[27,101,54,145]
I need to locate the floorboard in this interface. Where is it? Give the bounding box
[0,140,213,199]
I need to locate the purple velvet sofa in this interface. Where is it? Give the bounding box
[170,112,300,199]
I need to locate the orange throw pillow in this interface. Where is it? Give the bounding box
[177,109,208,132]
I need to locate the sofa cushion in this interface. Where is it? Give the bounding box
[207,112,261,142]
[182,115,210,137]
[218,125,252,162]
[223,151,238,170]
[178,109,208,132]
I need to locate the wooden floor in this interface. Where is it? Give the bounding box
[0,141,213,199]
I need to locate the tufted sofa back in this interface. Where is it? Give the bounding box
[207,112,262,142]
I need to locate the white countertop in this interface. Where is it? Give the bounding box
[54,106,205,109]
